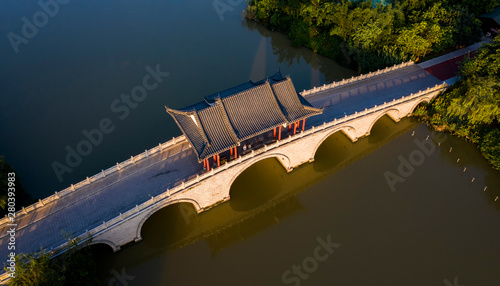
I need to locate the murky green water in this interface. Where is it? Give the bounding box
[93,116,500,286]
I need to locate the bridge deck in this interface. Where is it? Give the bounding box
[0,142,202,255]
[0,44,482,263]
[305,64,441,127]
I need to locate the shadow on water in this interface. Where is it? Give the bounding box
[313,131,352,172]
[229,158,286,212]
[367,115,398,144]
[93,116,424,284]
[88,244,115,284]
[141,202,198,249]
[313,115,419,173]
[206,195,306,257]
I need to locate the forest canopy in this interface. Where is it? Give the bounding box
[245,0,498,72]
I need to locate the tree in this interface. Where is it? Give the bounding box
[353,12,394,50]
[446,38,500,125]
[10,253,63,286]
[421,37,500,169]
[447,76,500,125]
[288,19,310,47]
[396,21,434,60]
[445,0,500,15]
[480,129,500,170]
[245,0,489,71]
[8,238,101,286]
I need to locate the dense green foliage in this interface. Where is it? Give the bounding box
[246,0,500,168]
[10,253,63,286]
[246,0,496,72]
[0,157,32,217]
[8,239,101,286]
[414,38,500,170]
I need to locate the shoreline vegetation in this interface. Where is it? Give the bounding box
[413,38,500,170]
[244,0,496,72]
[244,0,500,170]
[8,239,100,286]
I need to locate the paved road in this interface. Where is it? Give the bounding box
[0,45,480,264]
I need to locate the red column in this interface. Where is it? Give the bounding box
[206,158,210,171]
[293,122,297,135]
[273,127,276,138]
[278,126,282,140]
[234,147,238,159]
[217,154,220,167]
[230,148,233,156]
[302,118,306,131]
[203,159,206,168]
[288,124,291,133]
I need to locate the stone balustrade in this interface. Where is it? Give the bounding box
[0,135,187,226]
[301,61,414,97]
[43,81,448,258]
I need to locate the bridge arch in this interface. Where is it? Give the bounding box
[90,239,120,252]
[409,97,431,114]
[311,126,356,159]
[227,152,291,194]
[136,199,201,241]
[366,108,402,135]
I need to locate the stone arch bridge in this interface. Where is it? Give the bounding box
[1,55,456,283]
[88,83,447,252]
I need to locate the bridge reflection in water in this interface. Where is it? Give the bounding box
[0,52,459,283]
[90,114,421,282]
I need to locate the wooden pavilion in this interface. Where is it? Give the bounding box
[166,71,322,170]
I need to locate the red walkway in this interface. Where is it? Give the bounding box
[423,52,475,81]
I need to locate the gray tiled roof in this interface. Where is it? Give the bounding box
[220,81,287,141]
[167,109,208,156]
[271,77,321,122]
[166,72,322,161]
[197,103,239,159]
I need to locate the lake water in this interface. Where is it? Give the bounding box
[93,116,500,286]
[1,1,499,285]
